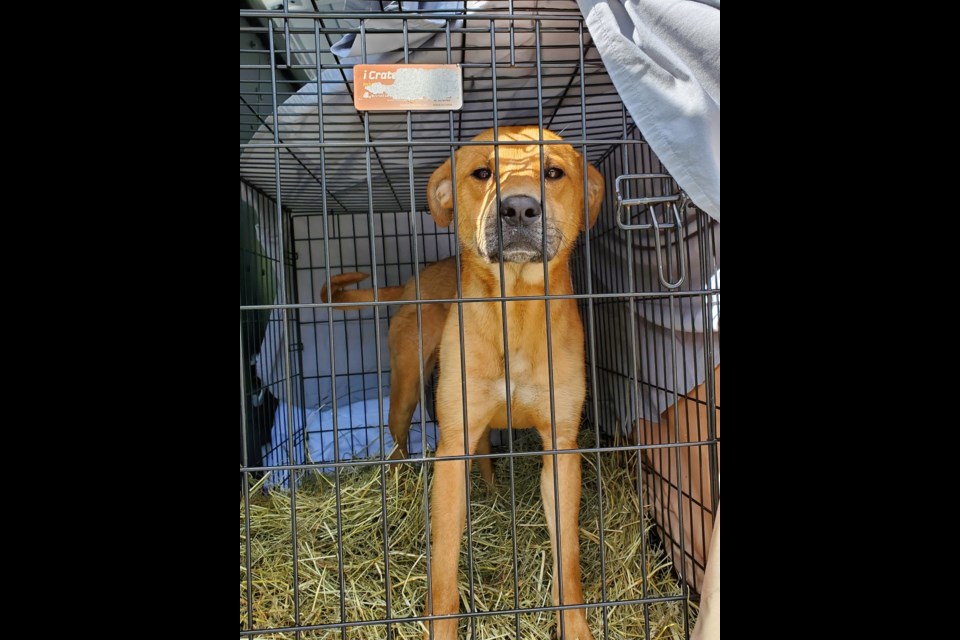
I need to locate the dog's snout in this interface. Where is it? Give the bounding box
[499,196,541,226]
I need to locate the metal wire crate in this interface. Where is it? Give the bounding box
[240,2,719,638]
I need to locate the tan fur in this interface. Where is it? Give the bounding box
[424,126,603,640]
[320,272,406,310]
[321,260,488,473]
[323,126,604,639]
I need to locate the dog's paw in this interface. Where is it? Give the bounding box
[550,623,595,640]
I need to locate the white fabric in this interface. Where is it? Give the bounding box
[266,392,438,479]
[577,0,720,220]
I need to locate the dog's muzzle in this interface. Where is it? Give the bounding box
[482,195,559,263]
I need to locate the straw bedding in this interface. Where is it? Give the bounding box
[240,433,695,639]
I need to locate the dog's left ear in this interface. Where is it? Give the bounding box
[427,158,454,228]
[585,164,604,229]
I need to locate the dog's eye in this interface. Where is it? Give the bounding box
[472,168,492,180]
[545,167,565,180]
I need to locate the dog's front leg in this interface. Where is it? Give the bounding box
[425,417,492,640]
[538,432,594,640]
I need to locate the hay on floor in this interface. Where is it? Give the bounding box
[240,437,696,639]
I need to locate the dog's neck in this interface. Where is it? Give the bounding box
[464,253,574,297]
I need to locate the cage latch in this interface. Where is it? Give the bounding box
[614,174,688,289]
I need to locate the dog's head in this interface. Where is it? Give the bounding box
[427,126,604,264]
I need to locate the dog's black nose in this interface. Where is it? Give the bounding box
[499,195,541,226]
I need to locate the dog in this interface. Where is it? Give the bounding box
[320,257,496,485]
[424,126,603,639]
[324,125,603,639]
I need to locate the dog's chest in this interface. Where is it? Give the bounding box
[487,350,550,429]
[503,348,543,390]
[498,318,552,410]
[467,295,579,424]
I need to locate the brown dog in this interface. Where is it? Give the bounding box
[423,126,603,639]
[320,258,496,485]
[324,125,603,639]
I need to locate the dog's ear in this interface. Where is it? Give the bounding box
[585,163,604,229]
[427,158,454,228]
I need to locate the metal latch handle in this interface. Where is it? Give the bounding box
[614,173,688,289]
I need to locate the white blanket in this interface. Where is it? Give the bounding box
[577,0,720,220]
[264,392,438,484]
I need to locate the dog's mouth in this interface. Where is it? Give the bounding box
[488,237,544,263]
[481,225,562,264]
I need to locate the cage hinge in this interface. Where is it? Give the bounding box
[614,173,688,289]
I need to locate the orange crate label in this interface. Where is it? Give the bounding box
[354,64,463,111]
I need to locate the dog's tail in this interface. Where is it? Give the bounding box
[320,272,406,310]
